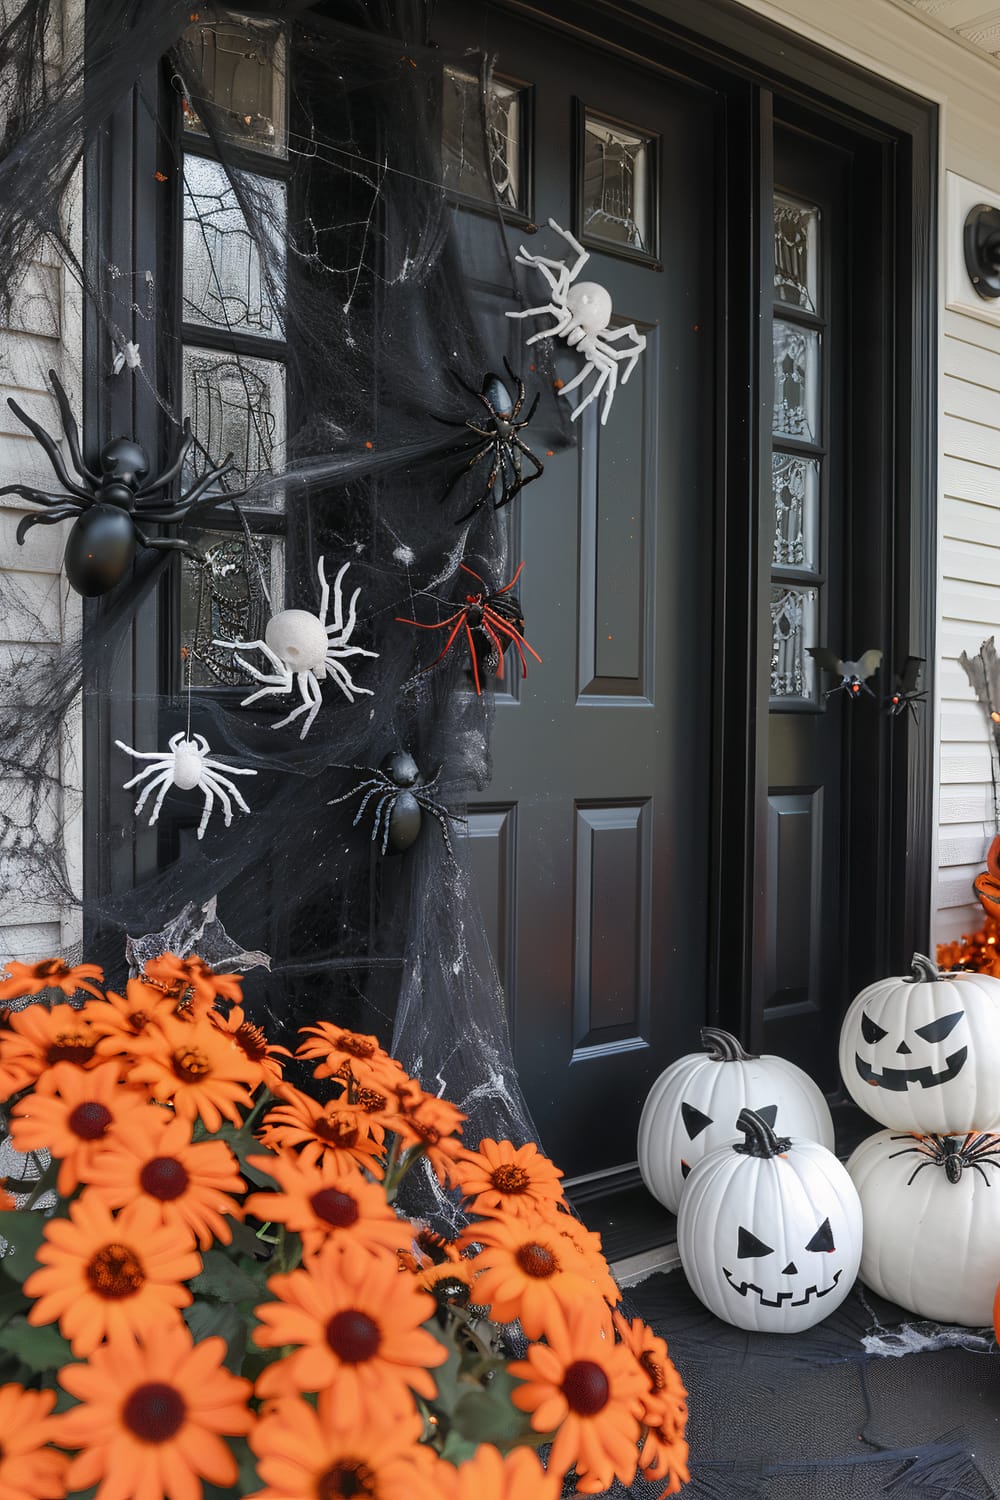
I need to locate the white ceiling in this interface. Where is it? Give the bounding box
[898,0,1000,61]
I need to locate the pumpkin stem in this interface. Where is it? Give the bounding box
[700,1027,757,1062]
[733,1107,792,1159]
[908,953,941,983]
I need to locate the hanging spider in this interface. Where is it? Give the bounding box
[328,751,462,856]
[395,560,541,695]
[0,369,242,596]
[807,646,883,702]
[435,358,545,523]
[884,655,927,722]
[888,1131,1000,1186]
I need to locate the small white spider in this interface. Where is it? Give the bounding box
[116,732,257,840]
[507,217,647,425]
[215,556,378,740]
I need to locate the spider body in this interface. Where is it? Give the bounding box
[395,561,541,695]
[437,359,544,522]
[329,752,460,856]
[116,732,256,841]
[1,371,241,596]
[506,219,646,425]
[215,557,378,739]
[889,1131,1000,1186]
[885,656,927,722]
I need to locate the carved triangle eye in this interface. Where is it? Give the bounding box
[737,1226,774,1259]
[861,1012,888,1044]
[680,1160,691,1179]
[805,1217,835,1253]
[681,1102,713,1139]
[753,1104,778,1128]
[913,1010,964,1044]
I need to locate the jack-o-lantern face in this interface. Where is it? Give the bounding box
[723,1216,843,1310]
[838,955,1000,1133]
[679,1101,777,1180]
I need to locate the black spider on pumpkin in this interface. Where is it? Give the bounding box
[0,369,242,596]
[436,358,544,523]
[396,560,542,696]
[889,1131,1000,1185]
[328,751,463,856]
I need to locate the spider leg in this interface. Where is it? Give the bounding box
[270,671,320,736]
[199,759,258,778]
[239,679,292,708]
[519,391,540,426]
[206,767,253,820]
[545,218,590,278]
[351,783,390,825]
[203,773,234,828]
[420,801,457,857]
[115,739,168,763]
[142,456,238,515]
[5,396,93,500]
[488,612,542,666]
[15,505,84,544]
[122,760,171,791]
[328,778,379,809]
[493,561,526,595]
[558,355,600,398]
[455,454,502,524]
[195,781,216,840]
[370,791,396,854]
[440,443,494,508]
[905,1160,934,1186]
[479,619,506,680]
[46,370,100,485]
[133,420,193,498]
[132,526,205,563]
[396,606,466,632]
[325,561,353,639]
[464,620,482,695]
[133,768,171,818]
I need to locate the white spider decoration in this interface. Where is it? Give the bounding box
[115,732,257,840]
[507,218,647,425]
[214,557,379,740]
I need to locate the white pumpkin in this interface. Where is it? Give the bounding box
[847,1126,1000,1326]
[838,953,1000,1133]
[637,1028,834,1212]
[676,1107,862,1333]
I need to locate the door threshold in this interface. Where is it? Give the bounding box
[612,1242,682,1288]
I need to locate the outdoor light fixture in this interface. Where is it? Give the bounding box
[964,202,1000,299]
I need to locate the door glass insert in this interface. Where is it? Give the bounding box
[182,155,286,338]
[772,453,819,570]
[182,346,286,500]
[770,584,818,701]
[773,321,820,442]
[774,194,819,312]
[181,15,287,158]
[180,529,284,687]
[581,109,655,256]
[441,66,527,213]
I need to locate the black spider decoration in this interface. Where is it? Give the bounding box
[0,369,241,596]
[888,1131,1000,1186]
[329,751,462,856]
[436,358,544,523]
[807,646,883,702]
[885,655,927,721]
[395,560,542,695]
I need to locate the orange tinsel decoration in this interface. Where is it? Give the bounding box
[938,836,1000,974]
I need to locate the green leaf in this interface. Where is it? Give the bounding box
[212,1126,278,1189]
[0,1209,47,1283]
[183,1300,247,1374]
[190,1250,268,1304]
[453,1367,535,1448]
[438,1429,480,1466]
[224,1217,269,1259]
[0,1316,74,1372]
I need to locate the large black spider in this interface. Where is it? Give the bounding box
[329,751,462,856]
[0,369,241,596]
[885,655,927,722]
[436,358,545,523]
[395,560,542,695]
[889,1131,1000,1185]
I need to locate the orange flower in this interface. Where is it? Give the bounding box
[58,1321,253,1500]
[90,979,178,1055]
[449,1138,566,1219]
[244,1151,412,1263]
[24,1194,200,1355]
[295,1023,408,1092]
[638,1422,691,1497]
[433,1444,562,1500]
[0,1384,70,1499]
[458,1214,602,1340]
[257,1091,385,1176]
[510,1299,646,1493]
[8,1060,151,1196]
[248,1395,437,1500]
[211,1005,289,1089]
[548,1212,621,1306]
[83,1109,246,1249]
[142,952,244,1012]
[0,958,104,1002]
[414,1258,474,1308]
[254,1242,447,1421]
[612,1309,688,1434]
[125,1012,260,1131]
[0,1002,106,1100]
[389,1087,466,1179]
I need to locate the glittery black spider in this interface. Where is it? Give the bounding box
[436,358,544,523]
[328,751,462,856]
[889,1131,1000,1185]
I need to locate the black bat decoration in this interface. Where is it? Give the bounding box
[807,646,883,701]
[885,655,926,721]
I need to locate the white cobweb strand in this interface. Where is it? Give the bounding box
[126,895,272,978]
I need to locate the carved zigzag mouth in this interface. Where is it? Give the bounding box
[855,1046,967,1092]
[722,1267,843,1308]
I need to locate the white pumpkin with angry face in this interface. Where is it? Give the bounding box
[677,1108,863,1333]
[838,953,1000,1132]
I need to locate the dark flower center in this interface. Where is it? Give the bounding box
[46,1032,96,1066]
[326,1309,382,1364]
[515,1242,558,1278]
[140,1156,190,1201]
[68,1102,113,1141]
[87,1243,145,1298]
[234,1021,269,1060]
[409,1119,440,1147]
[563,1359,611,1417]
[491,1164,531,1194]
[317,1460,375,1498]
[35,960,70,979]
[339,1036,376,1060]
[310,1188,360,1228]
[315,1115,360,1147]
[122,1382,186,1442]
[172,1046,211,1080]
[641,1350,666,1392]
[356,1086,387,1114]
[128,1010,151,1033]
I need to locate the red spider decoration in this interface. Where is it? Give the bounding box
[396,560,541,695]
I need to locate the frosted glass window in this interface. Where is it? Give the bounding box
[442,67,526,212]
[770,584,818,703]
[180,529,284,687]
[774,194,819,312]
[582,111,655,256]
[182,346,286,504]
[182,16,287,158]
[773,322,820,443]
[182,156,285,338]
[772,453,820,570]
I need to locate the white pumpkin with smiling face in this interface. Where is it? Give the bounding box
[838,954,1000,1133]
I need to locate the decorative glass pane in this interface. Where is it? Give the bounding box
[772,453,820,570]
[182,16,287,158]
[770,584,818,702]
[773,322,820,442]
[441,66,526,212]
[582,111,655,255]
[774,194,819,312]
[182,156,285,338]
[180,529,284,687]
[182,346,286,505]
